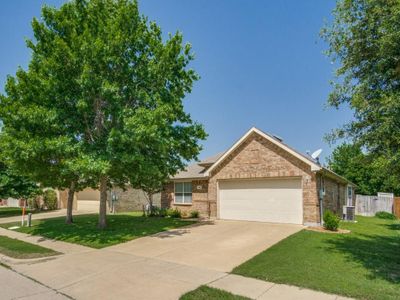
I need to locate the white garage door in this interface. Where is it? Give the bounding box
[219,178,303,224]
[76,188,100,212]
[77,200,99,212]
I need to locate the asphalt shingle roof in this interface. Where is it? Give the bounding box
[172,152,224,180]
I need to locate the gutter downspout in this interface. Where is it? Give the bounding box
[319,175,324,226]
[319,197,324,226]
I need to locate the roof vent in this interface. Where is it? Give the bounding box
[272,134,283,142]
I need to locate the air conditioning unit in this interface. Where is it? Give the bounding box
[343,206,355,221]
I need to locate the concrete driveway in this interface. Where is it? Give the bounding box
[9,220,302,300]
[108,220,302,272]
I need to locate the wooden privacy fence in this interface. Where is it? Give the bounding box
[356,194,394,216]
[394,197,400,218]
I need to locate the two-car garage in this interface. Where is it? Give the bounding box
[218,178,303,224]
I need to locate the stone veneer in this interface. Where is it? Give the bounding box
[162,132,350,224]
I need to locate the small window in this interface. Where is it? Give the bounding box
[174,182,192,204]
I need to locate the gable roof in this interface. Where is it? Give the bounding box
[172,127,355,186]
[171,153,224,180]
[198,152,225,166]
[204,127,321,176]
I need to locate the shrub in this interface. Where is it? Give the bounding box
[158,208,167,217]
[375,211,397,220]
[147,205,158,217]
[323,210,340,231]
[148,206,167,217]
[28,197,41,210]
[166,208,182,218]
[43,189,58,210]
[190,210,199,218]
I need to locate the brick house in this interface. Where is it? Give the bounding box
[58,187,160,213]
[161,127,355,225]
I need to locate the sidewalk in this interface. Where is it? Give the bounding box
[0,226,92,257]
[0,209,94,224]
[0,265,69,300]
[208,274,353,300]
[0,210,93,256]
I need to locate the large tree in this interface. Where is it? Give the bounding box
[322,0,400,193]
[1,0,205,229]
[327,143,400,195]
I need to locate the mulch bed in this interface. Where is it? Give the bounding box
[305,226,351,234]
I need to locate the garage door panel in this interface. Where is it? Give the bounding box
[219,178,303,224]
[77,200,99,212]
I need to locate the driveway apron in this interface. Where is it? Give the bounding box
[6,220,302,299]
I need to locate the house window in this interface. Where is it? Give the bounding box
[174,182,192,204]
[347,186,353,206]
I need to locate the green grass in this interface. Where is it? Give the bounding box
[0,212,196,249]
[233,216,400,300]
[180,286,250,300]
[0,207,34,218]
[0,235,60,259]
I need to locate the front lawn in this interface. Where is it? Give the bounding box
[0,235,60,259]
[0,207,34,218]
[233,216,400,300]
[180,286,250,300]
[0,212,196,248]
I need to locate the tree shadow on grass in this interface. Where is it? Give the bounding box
[325,233,400,284]
[385,223,400,231]
[153,220,215,239]
[24,214,199,248]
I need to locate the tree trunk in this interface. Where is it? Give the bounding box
[66,182,75,224]
[98,176,108,229]
[148,193,153,209]
[148,193,154,215]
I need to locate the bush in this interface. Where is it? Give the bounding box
[375,211,397,220]
[166,208,182,218]
[148,206,167,217]
[43,189,58,210]
[28,197,41,210]
[323,210,340,231]
[190,210,199,218]
[158,208,167,217]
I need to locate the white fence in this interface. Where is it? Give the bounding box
[5,198,20,207]
[356,194,393,216]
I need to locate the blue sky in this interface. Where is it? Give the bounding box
[0,0,352,163]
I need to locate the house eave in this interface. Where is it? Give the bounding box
[318,168,357,187]
[170,176,209,181]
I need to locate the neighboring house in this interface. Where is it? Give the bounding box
[161,127,355,226]
[0,198,23,207]
[58,187,160,213]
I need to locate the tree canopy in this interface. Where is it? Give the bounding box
[327,143,400,195]
[0,0,206,228]
[322,0,400,192]
[0,161,41,200]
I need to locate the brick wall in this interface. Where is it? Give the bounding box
[161,180,208,217]
[160,132,351,224]
[207,133,320,223]
[320,176,347,215]
[109,187,161,212]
